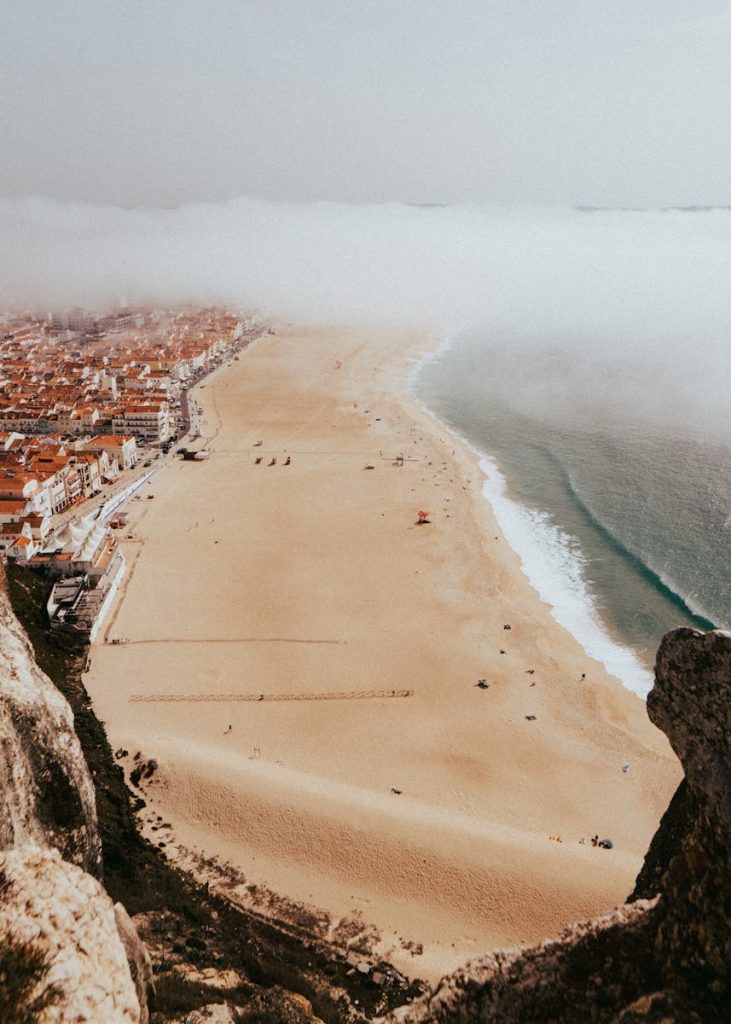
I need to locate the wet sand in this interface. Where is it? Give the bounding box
[85,323,680,980]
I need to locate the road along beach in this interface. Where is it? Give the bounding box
[85,322,680,982]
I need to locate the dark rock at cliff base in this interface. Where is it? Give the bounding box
[380,629,731,1024]
[629,778,698,902]
[645,628,731,1004]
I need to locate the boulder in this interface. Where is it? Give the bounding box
[0,844,142,1022]
[114,903,155,1024]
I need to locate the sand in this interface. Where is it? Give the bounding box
[85,323,680,981]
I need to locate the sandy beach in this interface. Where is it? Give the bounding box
[85,323,680,981]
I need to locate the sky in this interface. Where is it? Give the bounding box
[1,0,729,433]
[2,0,731,208]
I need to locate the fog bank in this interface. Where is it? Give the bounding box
[1,196,729,437]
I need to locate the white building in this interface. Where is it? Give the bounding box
[82,434,138,471]
[112,403,171,443]
[49,514,123,579]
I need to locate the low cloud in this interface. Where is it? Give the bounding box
[1,196,729,438]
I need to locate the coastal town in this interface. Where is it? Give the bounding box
[0,306,261,638]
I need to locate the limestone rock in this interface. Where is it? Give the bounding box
[179,964,247,990]
[183,1006,239,1024]
[115,902,155,1024]
[0,844,142,1022]
[0,588,101,873]
[233,986,326,1023]
[165,988,326,1023]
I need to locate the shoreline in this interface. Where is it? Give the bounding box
[406,340,654,698]
[84,321,680,982]
[475,453,654,695]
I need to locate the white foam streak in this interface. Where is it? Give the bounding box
[477,455,653,697]
[408,348,654,699]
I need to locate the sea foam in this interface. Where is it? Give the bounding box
[408,345,654,699]
[476,454,654,697]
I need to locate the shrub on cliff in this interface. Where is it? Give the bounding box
[0,931,60,1024]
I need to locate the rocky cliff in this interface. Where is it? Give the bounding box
[0,845,145,1023]
[0,577,150,1023]
[0,591,100,874]
[381,628,731,1024]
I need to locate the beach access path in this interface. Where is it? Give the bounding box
[84,323,680,981]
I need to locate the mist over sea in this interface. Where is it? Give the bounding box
[415,331,730,696]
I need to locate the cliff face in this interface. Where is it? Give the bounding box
[0,591,100,874]
[0,845,143,1022]
[629,778,697,902]
[645,628,731,1002]
[382,628,731,1024]
[0,579,148,1023]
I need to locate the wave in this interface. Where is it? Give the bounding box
[556,462,718,632]
[476,454,654,697]
[408,347,655,698]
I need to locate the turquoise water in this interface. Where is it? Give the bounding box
[415,333,730,691]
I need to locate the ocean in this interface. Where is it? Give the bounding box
[414,331,730,697]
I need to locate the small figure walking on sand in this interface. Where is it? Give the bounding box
[224,724,232,734]
[284,456,291,466]
[268,457,277,466]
